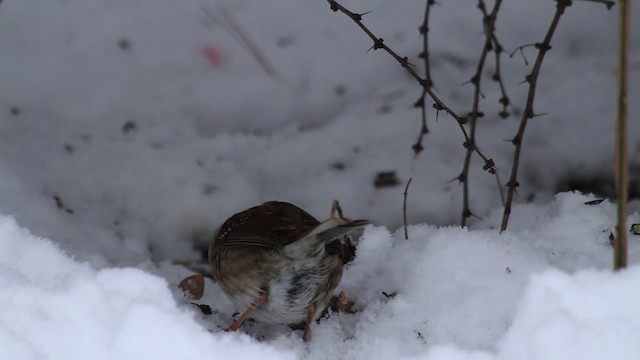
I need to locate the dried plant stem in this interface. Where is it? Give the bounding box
[500,0,613,232]
[476,2,511,118]
[500,0,570,232]
[412,0,437,154]
[460,0,503,226]
[614,0,629,270]
[419,0,436,90]
[492,42,510,119]
[326,0,497,176]
[403,177,413,239]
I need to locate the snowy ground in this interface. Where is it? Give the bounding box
[1,0,639,359]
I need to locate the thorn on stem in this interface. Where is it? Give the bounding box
[373,38,384,50]
[534,43,552,52]
[483,159,496,173]
[412,142,424,154]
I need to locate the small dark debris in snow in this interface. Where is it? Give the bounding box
[377,104,392,114]
[394,31,406,43]
[10,106,20,116]
[330,162,345,171]
[149,141,166,150]
[414,330,427,345]
[374,171,399,188]
[118,38,131,50]
[122,120,137,134]
[631,224,640,235]
[203,183,218,195]
[505,266,512,274]
[53,195,74,214]
[609,231,615,247]
[526,192,535,203]
[352,146,361,154]
[335,85,346,96]
[196,159,205,167]
[276,36,295,48]
[585,198,605,205]
[191,303,213,315]
[381,291,397,299]
[64,143,75,153]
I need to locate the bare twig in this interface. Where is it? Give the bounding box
[53,195,74,214]
[412,0,437,154]
[419,0,436,90]
[579,0,615,9]
[200,5,279,79]
[500,1,561,230]
[403,177,413,239]
[495,171,506,206]
[509,44,536,65]
[501,0,613,232]
[492,41,511,119]
[614,0,628,270]
[325,0,497,176]
[476,1,511,119]
[500,1,567,232]
[459,0,503,226]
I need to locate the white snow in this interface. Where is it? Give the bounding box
[0,216,297,360]
[0,0,639,358]
[1,195,639,359]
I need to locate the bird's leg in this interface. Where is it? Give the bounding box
[226,291,267,332]
[302,303,316,342]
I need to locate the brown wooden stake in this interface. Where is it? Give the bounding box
[614,0,629,270]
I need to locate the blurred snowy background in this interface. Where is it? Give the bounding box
[0,0,639,359]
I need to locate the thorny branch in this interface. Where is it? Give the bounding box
[412,0,437,155]
[459,0,504,227]
[499,0,616,231]
[477,2,511,119]
[326,0,497,176]
[403,177,413,240]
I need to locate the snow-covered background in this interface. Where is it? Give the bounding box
[0,0,639,359]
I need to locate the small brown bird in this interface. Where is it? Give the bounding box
[209,200,368,341]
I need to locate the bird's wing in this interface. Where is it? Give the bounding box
[214,201,320,249]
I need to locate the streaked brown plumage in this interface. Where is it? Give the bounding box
[209,201,368,341]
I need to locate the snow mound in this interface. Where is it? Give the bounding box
[2,192,639,359]
[0,216,295,360]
